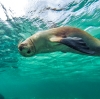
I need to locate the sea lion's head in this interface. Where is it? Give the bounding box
[18,38,36,57]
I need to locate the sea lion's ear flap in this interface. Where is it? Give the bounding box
[60,37,95,54]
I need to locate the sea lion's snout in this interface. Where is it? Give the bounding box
[18,43,30,54]
[18,43,26,51]
[18,41,36,57]
[19,46,23,51]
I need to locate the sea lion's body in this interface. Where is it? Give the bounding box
[18,27,100,57]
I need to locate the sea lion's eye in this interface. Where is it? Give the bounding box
[27,50,31,54]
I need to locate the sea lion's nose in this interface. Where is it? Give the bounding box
[19,45,24,51]
[18,43,26,51]
[18,43,27,51]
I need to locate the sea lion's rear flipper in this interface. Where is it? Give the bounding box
[60,37,95,54]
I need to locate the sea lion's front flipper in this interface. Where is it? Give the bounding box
[60,37,95,54]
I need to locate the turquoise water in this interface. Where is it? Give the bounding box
[0,0,100,99]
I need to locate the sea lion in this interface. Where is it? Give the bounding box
[18,26,100,57]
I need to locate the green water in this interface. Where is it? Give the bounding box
[0,0,100,99]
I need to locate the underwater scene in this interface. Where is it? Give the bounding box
[0,0,100,99]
